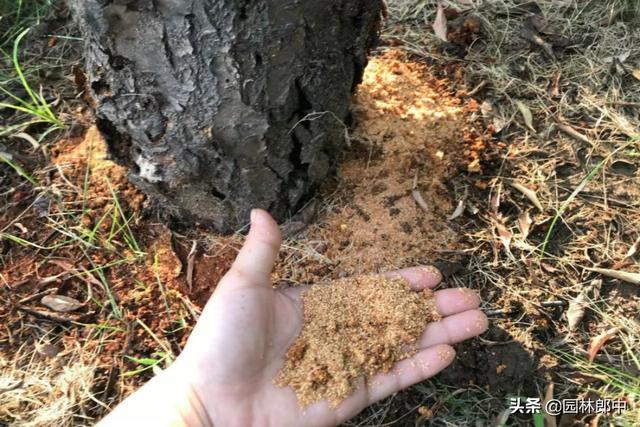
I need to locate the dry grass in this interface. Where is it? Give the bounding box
[378,0,640,425]
[1,338,98,426]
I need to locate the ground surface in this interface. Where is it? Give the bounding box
[1,1,639,426]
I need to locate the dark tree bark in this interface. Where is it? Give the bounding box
[71,0,382,233]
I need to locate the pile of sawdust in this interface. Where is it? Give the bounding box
[305,50,470,275]
[275,274,440,407]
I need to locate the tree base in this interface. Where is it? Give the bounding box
[72,0,382,233]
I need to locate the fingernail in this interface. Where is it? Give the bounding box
[250,209,258,224]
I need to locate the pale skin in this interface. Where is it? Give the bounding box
[100,209,488,427]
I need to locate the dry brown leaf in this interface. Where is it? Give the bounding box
[41,294,83,312]
[567,292,588,331]
[511,182,543,211]
[448,200,466,220]
[432,3,448,42]
[624,237,640,260]
[412,189,430,213]
[587,267,640,285]
[517,211,532,238]
[566,279,602,331]
[588,327,620,361]
[548,71,561,98]
[480,100,508,132]
[13,222,28,233]
[516,100,535,132]
[496,221,513,253]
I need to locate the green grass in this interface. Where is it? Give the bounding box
[555,350,639,422]
[540,137,640,257]
[0,149,38,184]
[0,28,63,135]
[0,0,53,48]
[0,1,63,138]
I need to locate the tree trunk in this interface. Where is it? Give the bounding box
[70,0,382,233]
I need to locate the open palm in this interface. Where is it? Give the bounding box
[100,210,488,427]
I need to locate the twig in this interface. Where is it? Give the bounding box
[187,240,197,292]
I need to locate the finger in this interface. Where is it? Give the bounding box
[219,209,282,289]
[383,266,442,291]
[419,309,488,348]
[365,344,456,405]
[434,287,481,316]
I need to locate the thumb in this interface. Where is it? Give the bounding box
[218,209,282,290]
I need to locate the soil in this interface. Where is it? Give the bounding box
[275,274,440,407]
[0,48,502,424]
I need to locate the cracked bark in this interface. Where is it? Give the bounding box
[70,0,382,233]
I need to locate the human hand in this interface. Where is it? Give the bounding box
[100,209,488,427]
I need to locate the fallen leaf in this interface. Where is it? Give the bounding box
[13,222,28,233]
[511,182,544,211]
[516,100,535,132]
[41,295,83,312]
[566,279,601,331]
[448,187,468,220]
[632,69,640,81]
[496,221,513,253]
[412,189,430,213]
[480,100,508,132]
[518,211,533,238]
[432,3,448,42]
[448,199,466,220]
[567,292,588,331]
[520,27,555,58]
[548,71,561,98]
[624,237,640,260]
[587,327,619,361]
[36,343,62,358]
[586,267,640,285]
